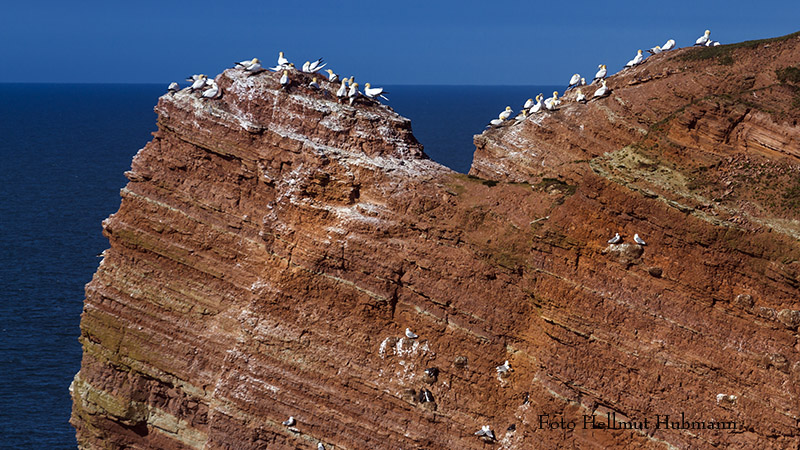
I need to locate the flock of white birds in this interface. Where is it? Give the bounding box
[487,29,721,127]
[167,51,389,106]
[160,29,715,448]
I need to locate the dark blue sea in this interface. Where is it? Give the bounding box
[0,83,558,448]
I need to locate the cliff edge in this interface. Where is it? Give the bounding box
[72,33,800,449]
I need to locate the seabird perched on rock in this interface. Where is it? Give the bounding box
[277,51,289,67]
[514,109,528,123]
[580,77,587,86]
[190,75,207,92]
[592,64,607,84]
[282,416,296,426]
[302,58,326,73]
[647,45,662,55]
[325,69,338,82]
[317,443,325,450]
[498,106,513,120]
[336,80,347,102]
[419,388,434,403]
[201,81,220,99]
[593,80,610,99]
[186,74,203,82]
[634,233,647,245]
[234,57,258,69]
[567,73,581,91]
[405,328,418,339]
[608,233,622,244]
[489,118,505,127]
[364,83,389,101]
[475,425,496,440]
[662,39,676,51]
[268,63,294,72]
[695,30,711,46]
[523,98,534,109]
[496,360,511,374]
[280,71,290,88]
[625,50,644,67]
[243,58,264,75]
[705,39,721,47]
[575,89,586,103]
[309,77,320,89]
[544,91,559,111]
[530,94,544,114]
[348,82,360,105]
[168,82,179,93]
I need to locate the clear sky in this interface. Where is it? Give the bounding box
[3,0,799,85]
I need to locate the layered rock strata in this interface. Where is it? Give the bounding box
[73,33,800,449]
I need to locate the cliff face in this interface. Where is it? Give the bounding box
[72,34,800,450]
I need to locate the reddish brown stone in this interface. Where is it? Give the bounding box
[73,33,800,450]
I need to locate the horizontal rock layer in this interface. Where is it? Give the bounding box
[73,34,800,449]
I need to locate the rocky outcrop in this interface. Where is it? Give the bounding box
[73,33,800,449]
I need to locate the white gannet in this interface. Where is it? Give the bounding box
[268,62,294,72]
[530,94,544,114]
[475,425,496,440]
[608,233,622,244]
[309,77,320,89]
[489,118,505,127]
[523,98,534,109]
[282,416,296,426]
[706,40,721,47]
[625,50,644,67]
[277,51,289,66]
[364,83,389,101]
[575,89,586,103]
[201,81,219,99]
[647,45,662,55]
[317,444,325,450]
[662,39,676,51]
[498,106,513,120]
[336,80,347,101]
[186,74,203,82]
[405,328,418,339]
[592,64,607,84]
[279,70,290,88]
[514,109,528,123]
[544,91,559,111]
[168,82,179,93]
[325,69,338,82]
[190,75,207,92]
[593,80,610,99]
[580,77,587,86]
[302,58,326,73]
[496,360,511,373]
[634,233,647,245]
[244,58,263,75]
[235,57,258,69]
[348,82,359,105]
[695,30,711,46]
[567,73,581,91]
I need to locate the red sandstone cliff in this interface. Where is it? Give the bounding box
[72,33,800,449]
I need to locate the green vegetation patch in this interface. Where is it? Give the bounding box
[453,173,498,187]
[534,178,577,195]
[776,66,800,84]
[783,177,800,212]
[680,31,800,65]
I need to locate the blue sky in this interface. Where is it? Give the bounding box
[3,0,799,85]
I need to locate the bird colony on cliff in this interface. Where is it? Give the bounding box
[485,29,721,127]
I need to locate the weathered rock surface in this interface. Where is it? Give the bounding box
[73,34,800,449]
